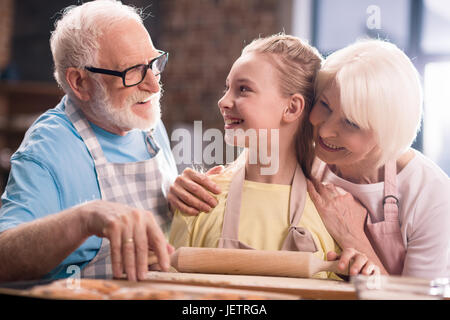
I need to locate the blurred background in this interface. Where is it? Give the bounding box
[0,0,449,192]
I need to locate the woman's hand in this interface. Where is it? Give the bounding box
[306,179,368,248]
[328,248,380,276]
[307,178,389,274]
[167,166,223,216]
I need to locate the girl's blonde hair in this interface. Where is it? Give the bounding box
[240,33,323,177]
[315,39,423,167]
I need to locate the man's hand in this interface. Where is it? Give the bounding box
[81,200,172,281]
[167,166,223,216]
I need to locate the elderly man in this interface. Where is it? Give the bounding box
[0,0,177,282]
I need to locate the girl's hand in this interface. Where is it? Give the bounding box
[167,166,223,216]
[328,248,380,276]
[306,178,368,248]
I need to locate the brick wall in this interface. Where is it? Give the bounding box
[5,0,289,135]
[158,0,285,136]
[0,0,14,71]
[2,0,292,172]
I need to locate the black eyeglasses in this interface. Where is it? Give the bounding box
[85,51,168,87]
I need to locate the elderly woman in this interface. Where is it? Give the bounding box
[168,39,450,279]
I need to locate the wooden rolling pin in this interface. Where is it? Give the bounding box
[148,247,347,278]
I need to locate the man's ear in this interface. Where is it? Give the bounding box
[66,67,92,101]
[282,93,305,123]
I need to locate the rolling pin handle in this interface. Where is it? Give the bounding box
[148,250,179,271]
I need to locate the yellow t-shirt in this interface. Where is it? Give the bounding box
[169,172,341,279]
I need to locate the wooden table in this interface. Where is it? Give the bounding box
[0,272,354,300]
[2,272,445,300]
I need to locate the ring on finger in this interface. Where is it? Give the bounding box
[123,237,134,245]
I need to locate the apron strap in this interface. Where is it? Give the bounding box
[364,159,405,274]
[383,160,399,222]
[64,98,109,166]
[220,165,245,241]
[281,165,317,252]
[288,165,307,228]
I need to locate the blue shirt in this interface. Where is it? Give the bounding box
[0,96,177,279]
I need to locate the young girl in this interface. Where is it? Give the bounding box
[169,34,376,279]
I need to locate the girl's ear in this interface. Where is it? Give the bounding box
[282,93,305,123]
[66,67,93,101]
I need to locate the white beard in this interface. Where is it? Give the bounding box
[90,78,161,132]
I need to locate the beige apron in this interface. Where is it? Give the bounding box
[218,163,318,252]
[365,160,406,275]
[313,159,406,275]
[64,98,172,279]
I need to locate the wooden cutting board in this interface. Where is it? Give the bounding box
[144,271,357,300]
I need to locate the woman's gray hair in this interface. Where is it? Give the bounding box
[50,0,144,96]
[315,39,423,167]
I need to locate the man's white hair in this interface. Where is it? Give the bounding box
[315,39,423,166]
[50,0,144,96]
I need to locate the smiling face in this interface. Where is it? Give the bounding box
[218,52,288,147]
[309,81,381,169]
[89,19,162,132]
